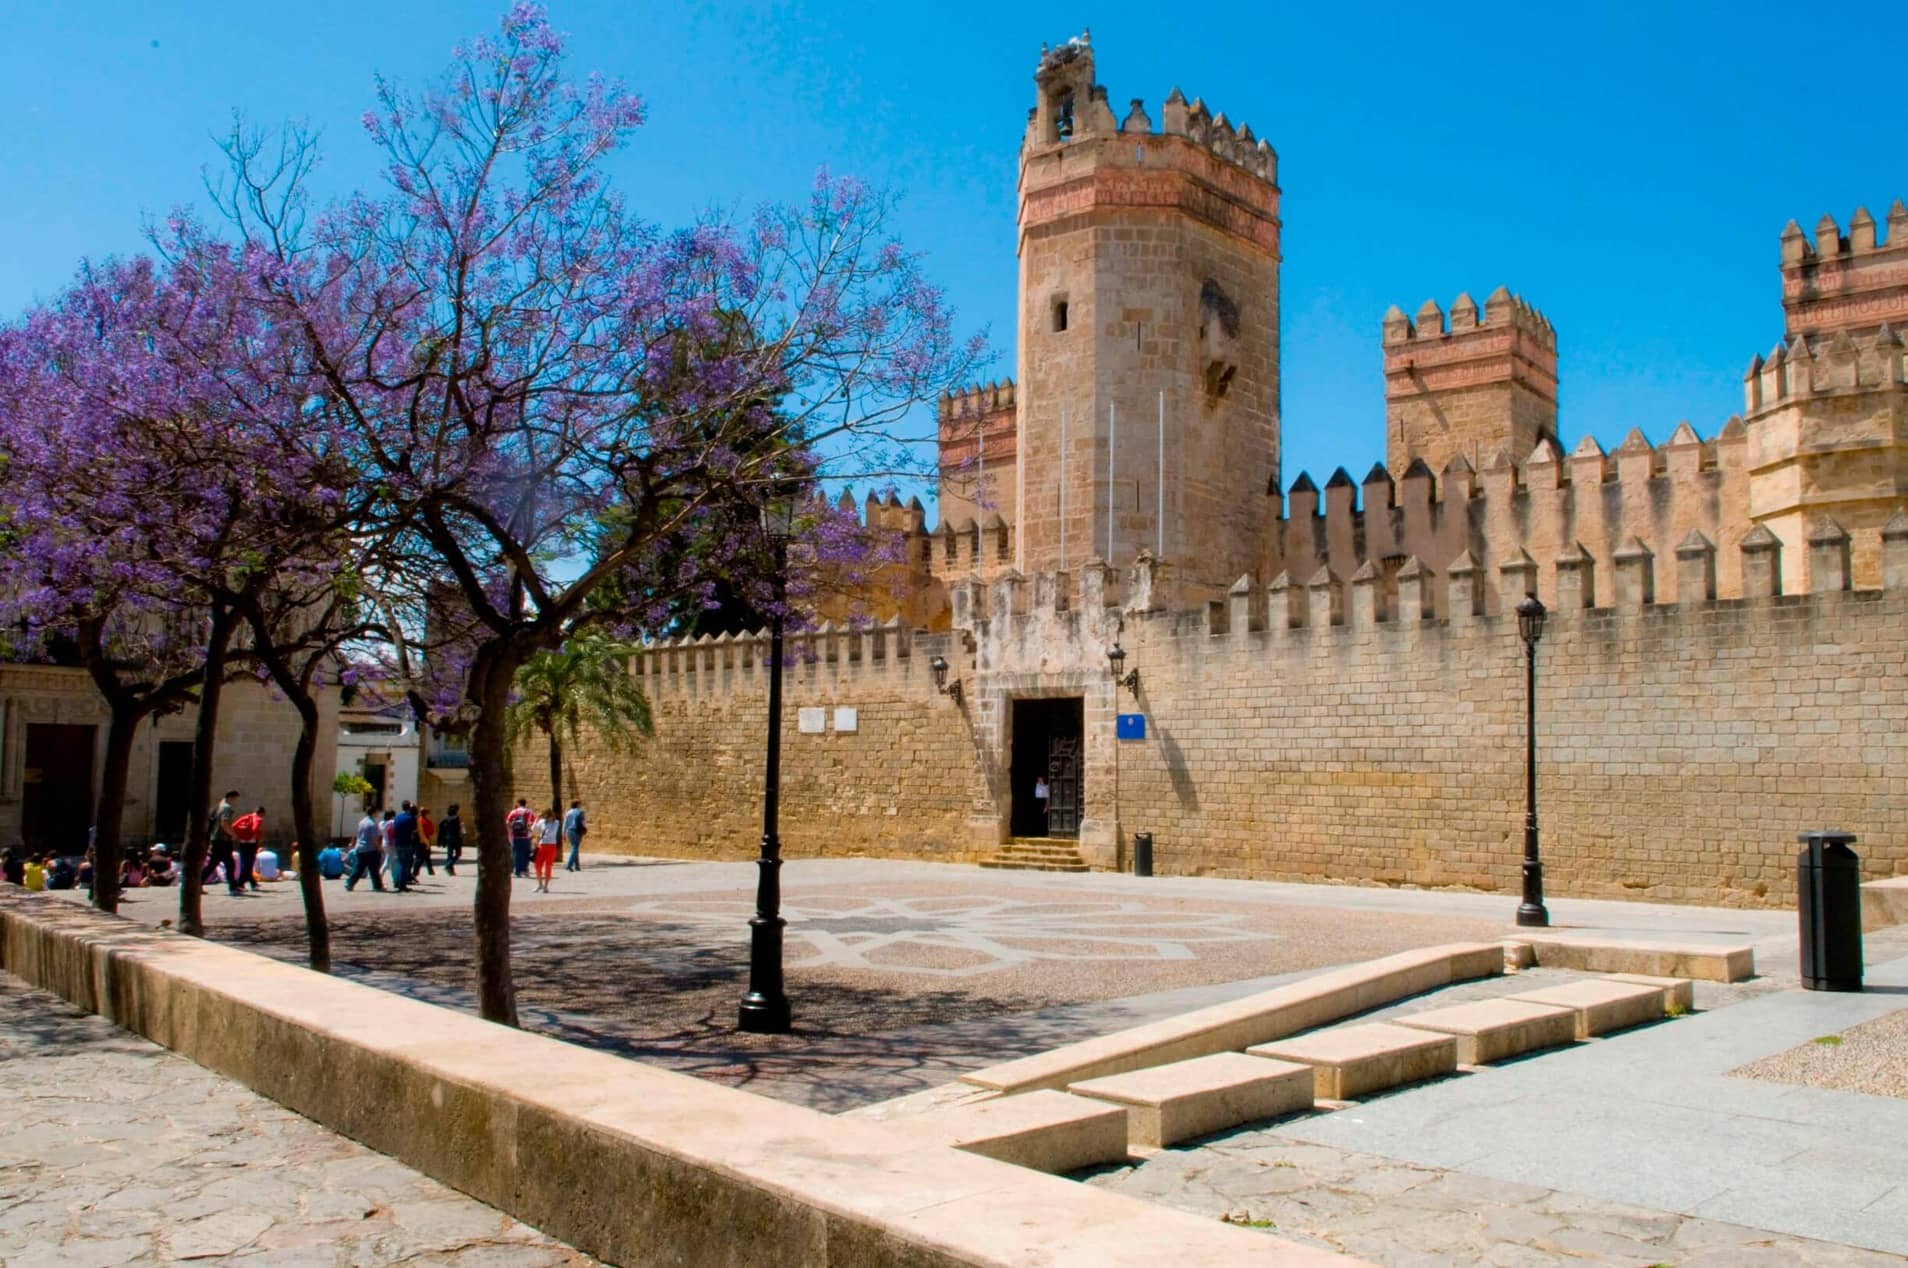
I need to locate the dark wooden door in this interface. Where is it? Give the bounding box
[1046,735,1082,838]
[154,741,193,843]
[22,723,96,855]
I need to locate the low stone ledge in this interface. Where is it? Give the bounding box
[962,942,1502,1095]
[1070,1053,1313,1148]
[0,892,1359,1268]
[1507,979,1667,1040]
[1604,973,1696,1014]
[1248,1023,1458,1100]
[1519,933,1754,982]
[1863,877,1908,932]
[1393,998,1578,1065]
[914,1090,1129,1174]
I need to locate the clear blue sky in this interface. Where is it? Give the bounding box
[4,2,1902,498]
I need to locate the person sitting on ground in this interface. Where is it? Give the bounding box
[119,853,147,888]
[3,846,25,886]
[47,853,78,890]
[22,854,46,892]
[144,848,174,887]
[76,850,93,890]
[253,845,280,882]
[317,840,346,880]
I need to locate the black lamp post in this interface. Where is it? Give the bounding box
[1515,593,1549,928]
[739,494,797,1034]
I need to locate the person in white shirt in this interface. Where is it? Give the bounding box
[253,848,280,881]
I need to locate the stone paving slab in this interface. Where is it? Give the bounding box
[0,971,595,1267]
[1505,977,1667,1039]
[1087,1130,1907,1266]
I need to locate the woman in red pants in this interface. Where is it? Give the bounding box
[532,807,561,892]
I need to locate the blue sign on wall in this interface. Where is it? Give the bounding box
[1116,713,1147,741]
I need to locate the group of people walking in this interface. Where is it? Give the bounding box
[342,801,459,892]
[506,799,586,892]
[332,797,585,893]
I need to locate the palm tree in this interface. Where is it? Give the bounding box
[505,631,653,817]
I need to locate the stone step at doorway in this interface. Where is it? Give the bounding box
[979,838,1090,872]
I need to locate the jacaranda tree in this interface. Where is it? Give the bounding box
[210,4,981,1023]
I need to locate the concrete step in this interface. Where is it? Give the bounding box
[1394,998,1578,1065]
[1069,1052,1314,1148]
[1249,1022,1458,1101]
[979,859,1091,873]
[1506,979,1668,1040]
[1604,972,1695,1015]
[1516,933,1753,983]
[914,1090,1130,1174]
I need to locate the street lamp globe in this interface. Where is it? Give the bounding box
[1106,641,1127,681]
[1517,593,1547,648]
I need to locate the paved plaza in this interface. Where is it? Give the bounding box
[27,858,1908,1264]
[0,972,595,1267]
[72,856,1797,1108]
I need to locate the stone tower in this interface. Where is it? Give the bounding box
[1744,204,1908,589]
[1012,33,1282,596]
[1383,288,1558,475]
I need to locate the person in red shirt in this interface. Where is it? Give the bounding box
[505,799,536,878]
[230,806,266,893]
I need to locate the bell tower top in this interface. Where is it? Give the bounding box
[1031,31,1096,147]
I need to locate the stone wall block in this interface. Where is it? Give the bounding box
[1497,548,1538,613]
[1740,525,1783,597]
[1555,542,1596,611]
[1307,566,1344,628]
[1613,539,1656,608]
[1807,517,1852,593]
[1675,530,1718,605]
[1883,511,1908,590]
[991,569,1029,622]
[950,574,984,631]
[1127,550,1169,614]
[1349,560,1386,625]
[1079,558,1117,617]
[1396,556,1436,623]
[1268,570,1306,630]
[1227,574,1262,641]
[1447,550,1484,621]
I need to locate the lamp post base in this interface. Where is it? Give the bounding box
[1514,902,1550,928]
[738,991,792,1034]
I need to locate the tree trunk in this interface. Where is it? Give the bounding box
[547,728,563,821]
[89,704,141,915]
[469,647,523,1026]
[286,688,331,973]
[178,607,235,938]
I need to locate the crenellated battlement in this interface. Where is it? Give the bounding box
[1743,325,1905,411]
[1381,287,1555,349]
[1781,200,1908,339]
[1382,287,1559,477]
[1270,415,1762,611]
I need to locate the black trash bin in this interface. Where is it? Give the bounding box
[1797,830,1863,992]
[1132,832,1153,878]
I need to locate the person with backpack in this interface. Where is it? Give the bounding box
[391,802,419,892]
[505,799,536,878]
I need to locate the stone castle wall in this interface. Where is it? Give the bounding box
[527,623,982,863]
[562,525,1908,906]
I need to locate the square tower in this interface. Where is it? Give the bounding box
[1383,288,1558,475]
[1012,33,1282,596]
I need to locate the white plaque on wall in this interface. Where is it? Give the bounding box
[833,707,859,733]
[797,707,826,734]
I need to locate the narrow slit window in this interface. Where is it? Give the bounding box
[1052,299,1069,333]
